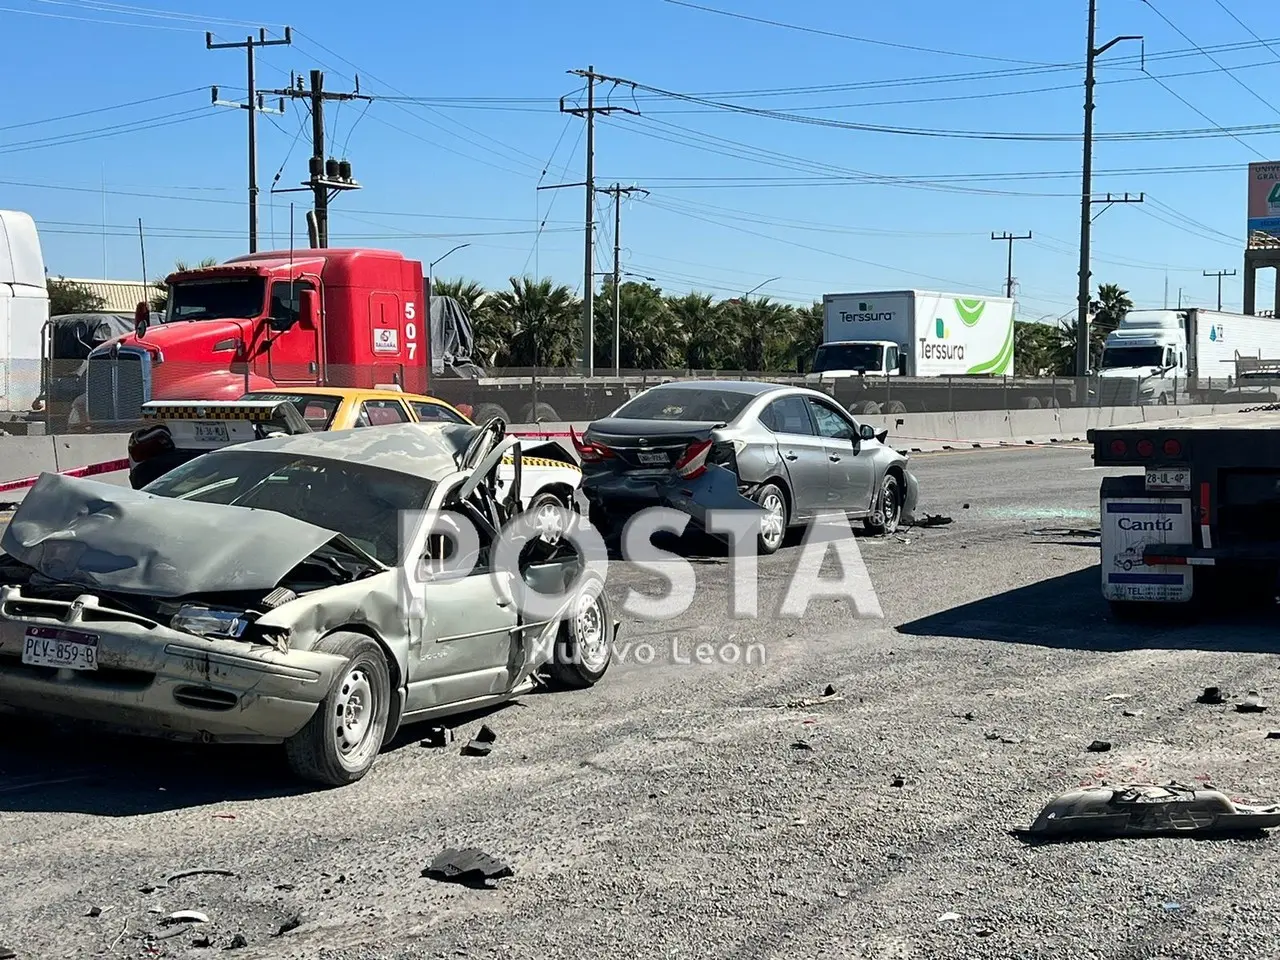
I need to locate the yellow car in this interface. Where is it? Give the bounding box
[127,387,582,526]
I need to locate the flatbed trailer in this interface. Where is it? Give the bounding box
[1089,407,1280,612]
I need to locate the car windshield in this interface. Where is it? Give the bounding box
[164,277,265,322]
[240,392,341,430]
[614,387,757,422]
[142,450,432,565]
[1100,346,1165,369]
[812,343,885,373]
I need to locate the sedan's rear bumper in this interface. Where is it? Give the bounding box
[582,464,762,531]
[0,587,346,743]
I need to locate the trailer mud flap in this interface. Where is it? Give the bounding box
[1100,476,1192,603]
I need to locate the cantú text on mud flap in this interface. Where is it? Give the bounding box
[1118,516,1175,531]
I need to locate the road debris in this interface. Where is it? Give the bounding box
[85,906,102,918]
[420,726,454,748]
[984,732,1019,744]
[461,739,493,757]
[475,724,498,743]
[937,912,962,923]
[1197,687,1226,705]
[1236,693,1268,713]
[1087,740,1112,753]
[164,868,236,885]
[823,683,837,697]
[1123,709,1145,717]
[160,911,209,926]
[0,947,14,960]
[191,935,212,948]
[790,740,814,752]
[891,776,905,788]
[909,513,953,528]
[228,934,248,949]
[1267,731,1280,740]
[275,915,303,937]
[774,689,846,709]
[422,848,514,888]
[1019,782,1280,839]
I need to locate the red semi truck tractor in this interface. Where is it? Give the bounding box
[74,247,437,428]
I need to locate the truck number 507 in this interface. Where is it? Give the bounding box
[405,302,418,359]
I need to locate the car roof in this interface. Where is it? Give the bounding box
[207,421,479,480]
[644,379,784,396]
[243,386,470,416]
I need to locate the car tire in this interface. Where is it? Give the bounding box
[472,403,510,425]
[753,481,789,555]
[547,577,613,689]
[526,489,568,539]
[284,632,392,787]
[864,472,903,536]
[521,401,560,423]
[883,400,908,415]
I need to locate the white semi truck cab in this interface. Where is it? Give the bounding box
[0,211,49,419]
[1097,312,1187,405]
[807,340,907,381]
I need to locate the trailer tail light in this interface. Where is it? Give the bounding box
[1109,439,1127,456]
[1137,439,1154,458]
[1164,438,1182,457]
[570,427,614,463]
[674,438,714,479]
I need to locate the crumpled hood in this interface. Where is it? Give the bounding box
[1,472,342,598]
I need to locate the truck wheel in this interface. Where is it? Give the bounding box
[520,401,560,423]
[1040,395,1057,409]
[472,403,509,425]
[883,401,908,415]
[854,401,881,416]
[284,632,391,787]
[1021,396,1041,409]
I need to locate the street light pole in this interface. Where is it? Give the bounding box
[428,242,470,295]
[744,276,780,298]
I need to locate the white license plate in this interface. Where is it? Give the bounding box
[1146,467,1190,491]
[193,421,230,443]
[637,451,668,465]
[22,627,99,671]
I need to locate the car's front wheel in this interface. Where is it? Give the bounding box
[526,489,568,540]
[285,632,391,787]
[547,577,613,689]
[865,473,903,536]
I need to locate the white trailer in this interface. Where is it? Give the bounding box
[0,211,48,417]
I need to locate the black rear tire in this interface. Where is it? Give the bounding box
[752,481,789,555]
[284,632,391,787]
[472,403,510,425]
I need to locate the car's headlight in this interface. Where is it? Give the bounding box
[171,604,250,639]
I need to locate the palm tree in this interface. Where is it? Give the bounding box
[779,301,823,373]
[667,292,724,370]
[150,257,218,312]
[722,296,793,372]
[1092,283,1133,335]
[594,281,685,370]
[485,276,580,370]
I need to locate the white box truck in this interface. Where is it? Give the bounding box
[808,290,1034,413]
[0,211,49,423]
[1096,308,1280,405]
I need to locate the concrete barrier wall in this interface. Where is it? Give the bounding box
[0,402,1256,505]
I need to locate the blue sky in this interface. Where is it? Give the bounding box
[1,0,1272,320]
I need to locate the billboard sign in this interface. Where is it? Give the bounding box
[1247,161,1280,240]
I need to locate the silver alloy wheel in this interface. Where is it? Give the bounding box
[332,665,376,760]
[760,491,785,548]
[534,498,565,540]
[575,590,609,670]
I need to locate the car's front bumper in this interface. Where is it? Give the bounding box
[902,468,920,524]
[0,586,347,743]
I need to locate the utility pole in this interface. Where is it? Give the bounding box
[990,231,1031,299]
[261,70,370,248]
[208,27,292,253]
[1203,269,1236,311]
[556,67,639,375]
[600,183,649,376]
[1076,0,1142,376]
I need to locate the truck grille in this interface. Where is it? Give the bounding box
[85,348,150,422]
[1096,379,1139,405]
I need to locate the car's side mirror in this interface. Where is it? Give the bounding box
[134,301,151,338]
[859,423,876,441]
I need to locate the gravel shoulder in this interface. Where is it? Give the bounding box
[3,445,1279,959]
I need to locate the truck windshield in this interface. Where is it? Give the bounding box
[1100,346,1165,369]
[812,343,884,373]
[164,277,266,322]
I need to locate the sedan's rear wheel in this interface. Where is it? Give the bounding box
[753,482,788,555]
[547,578,613,689]
[864,473,902,536]
[285,632,391,787]
[527,490,568,540]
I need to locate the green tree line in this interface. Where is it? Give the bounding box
[1013,283,1133,376]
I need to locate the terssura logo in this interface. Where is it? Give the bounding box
[1209,324,1225,342]
[838,301,895,323]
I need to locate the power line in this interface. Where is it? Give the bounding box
[0,108,218,155]
[662,0,1054,66]
[0,87,204,132]
[1212,0,1280,61]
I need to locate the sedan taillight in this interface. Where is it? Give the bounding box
[674,438,714,479]
[571,427,614,463]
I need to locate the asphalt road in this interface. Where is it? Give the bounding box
[3,445,1280,960]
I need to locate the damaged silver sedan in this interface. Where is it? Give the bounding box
[0,421,617,786]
